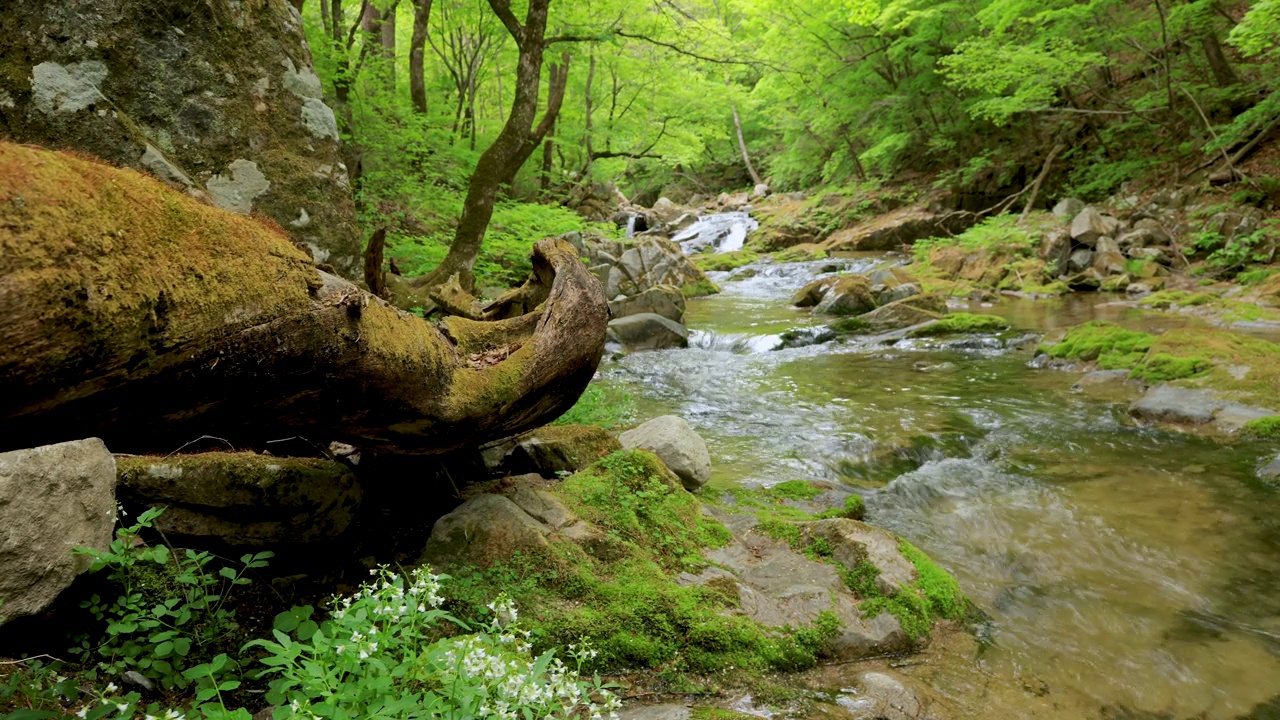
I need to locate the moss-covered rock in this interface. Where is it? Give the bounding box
[693,250,760,272]
[909,312,1011,337]
[813,276,877,315]
[505,424,624,477]
[116,452,361,545]
[0,0,361,276]
[1038,321,1155,370]
[1241,416,1280,440]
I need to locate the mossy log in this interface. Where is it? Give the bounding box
[0,142,608,454]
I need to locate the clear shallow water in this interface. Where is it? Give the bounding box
[599,256,1280,719]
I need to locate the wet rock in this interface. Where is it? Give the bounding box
[1,0,363,276]
[504,425,622,478]
[1071,370,1132,393]
[1071,207,1121,246]
[805,519,919,595]
[608,285,686,323]
[1129,385,1277,431]
[0,438,116,620]
[815,276,878,315]
[607,313,689,351]
[608,237,715,297]
[792,276,840,307]
[1261,455,1280,481]
[857,293,945,331]
[116,452,361,545]
[689,511,909,659]
[619,415,712,490]
[778,325,839,349]
[875,282,922,306]
[844,671,926,720]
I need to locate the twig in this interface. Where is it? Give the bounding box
[1019,143,1065,224]
[1180,86,1252,187]
[164,435,235,458]
[0,654,70,665]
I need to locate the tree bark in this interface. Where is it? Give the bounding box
[1200,31,1239,87]
[727,79,762,186]
[415,0,570,291]
[364,227,389,298]
[0,142,608,456]
[541,118,556,191]
[583,53,596,173]
[410,0,433,113]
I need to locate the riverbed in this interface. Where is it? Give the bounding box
[599,255,1280,719]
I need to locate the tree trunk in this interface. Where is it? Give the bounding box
[541,118,556,192]
[727,79,762,186]
[583,53,596,173]
[364,227,389,298]
[410,0,433,113]
[415,0,570,291]
[0,142,608,456]
[1200,31,1239,87]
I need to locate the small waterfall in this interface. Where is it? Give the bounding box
[671,212,760,254]
[625,214,638,239]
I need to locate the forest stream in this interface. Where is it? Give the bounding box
[599,251,1280,719]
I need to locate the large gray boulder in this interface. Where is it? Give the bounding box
[0,438,116,621]
[607,313,689,352]
[116,452,361,545]
[1070,206,1122,246]
[608,285,686,323]
[0,0,362,276]
[619,415,711,490]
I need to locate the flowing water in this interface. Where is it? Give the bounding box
[599,255,1280,719]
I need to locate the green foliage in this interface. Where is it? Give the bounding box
[252,567,620,720]
[768,480,824,501]
[838,541,966,641]
[1206,224,1279,277]
[913,213,1053,263]
[681,279,722,298]
[552,384,635,430]
[1242,415,1280,439]
[71,508,272,690]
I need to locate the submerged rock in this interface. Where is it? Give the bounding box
[116,452,361,545]
[619,415,712,490]
[1261,455,1280,481]
[1129,385,1276,431]
[0,439,116,621]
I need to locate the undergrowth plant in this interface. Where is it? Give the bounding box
[252,567,620,720]
[71,508,273,690]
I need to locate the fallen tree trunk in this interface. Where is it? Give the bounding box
[0,142,608,455]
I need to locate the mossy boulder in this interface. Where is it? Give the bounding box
[814,276,877,316]
[856,293,946,331]
[909,312,1010,337]
[792,276,840,307]
[0,0,361,276]
[116,452,361,545]
[505,425,624,477]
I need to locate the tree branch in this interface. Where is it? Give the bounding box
[486,0,524,43]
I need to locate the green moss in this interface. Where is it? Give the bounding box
[830,317,873,334]
[552,383,635,429]
[1138,290,1217,309]
[908,312,1010,337]
[771,246,829,263]
[1129,353,1210,383]
[681,278,722,298]
[836,540,967,641]
[694,250,759,272]
[768,480,823,501]
[1039,321,1155,367]
[1242,416,1280,439]
[441,451,842,675]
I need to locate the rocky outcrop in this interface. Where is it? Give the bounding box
[618,416,712,490]
[566,232,717,300]
[821,206,972,252]
[0,0,362,276]
[814,276,878,316]
[608,285,686,323]
[116,453,361,545]
[0,439,116,621]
